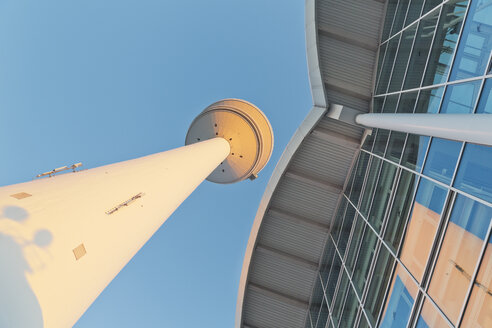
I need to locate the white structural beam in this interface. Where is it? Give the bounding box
[356,113,492,146]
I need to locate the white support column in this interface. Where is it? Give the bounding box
[0,138,230,328]
[0,99,273,328]
[355,113,492,146]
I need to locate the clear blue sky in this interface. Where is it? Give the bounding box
[0,1,312,327]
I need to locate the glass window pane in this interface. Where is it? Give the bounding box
[385,170,419,252]
[422,1,468,86]
[376,44,388,89]
[326,251,342,305]
[340,286,358,328]
[374,96,386,113]
[450,0,492,80]
[397,91,418,113]
[404,8,440,90]
[358,313,370,328]
[454,144,492,203]
[423,0,443,14]
[345,156,358,198]
[374,129,390,156]
[416,298,451,328]
[386,131,407,163]
[316,299,329,328]
[461,234,492,327]
[440,80,482,113]
[400,178,448,282]
[320,237,336,283]
[423,137,462,184]
[383,94,399,113]
[401,134,430,172]
[346,216,365,276]
[415,86,444,113]
[365,245,396,325]
[476,78,492,114]
[405,0,425,27]
[350,152,371,205]
[378,36,401,94]
[332,198,348,245]
[353,227,378,296]
[428,195,492,324]
[390,1,410,36]
[309,275,324,326]
[362,131,375,151]
[332,270,349,326]
[389,23,418,92]
[368,162,398,233]
[360,157,383,217]
[338,204,357,258]
[380,264,418,328]
[382,0,399,41]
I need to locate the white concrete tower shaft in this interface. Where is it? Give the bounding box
[0,99,273,328]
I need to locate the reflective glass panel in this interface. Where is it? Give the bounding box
[390,1,410,37]
[382,0,399,41]
[326,250,342,305]
[362,132,375,152]
[340,286,358,328]
[346,215,365,276]
[476,79,492,114]
[345,157,357,198]
[450,0,492,80]
[423,137,462,184]
[310,275,324,326]
[320,237,336,283]
[350,152,370,205]
[360,157,382,217]
[423,0,443,13]
[378,36,401,94]
[374,129,390,156]
[385,170,419,252]
[380,264,418,328]
[454,144,492,203]
[401,134,430,172]
[404,8,440,90]
[415,86,444,113]
[374,97,385,113]
[400,178,448,282]
[368,162,398,233]
[332,270,349,326]
[416,298,450,328]
[316,299,329,328]
[385,131,406,163]
[428,195,492,324]
[440,80,482,113]
[397,91,418,113]
[389,23,418,92]
[353,227,378,296]
[338,204,357,258]
[461,234,492,327]
[331,198,347,245]
[365,245,395,325]
[358,313,370,328]
[383,94,399,113]
[422,0,468,86]
[376,43,388,89]
[405,0,425,27]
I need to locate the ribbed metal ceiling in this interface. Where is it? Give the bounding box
[236,1,386,327]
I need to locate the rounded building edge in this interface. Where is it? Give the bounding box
[234,106,327,328]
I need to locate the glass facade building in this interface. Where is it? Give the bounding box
[306,1,492,327]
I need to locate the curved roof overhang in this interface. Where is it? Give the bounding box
[236,1,386,327]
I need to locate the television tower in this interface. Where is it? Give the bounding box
[0,99,273,328]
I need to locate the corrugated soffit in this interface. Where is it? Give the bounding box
[236,1,386,327]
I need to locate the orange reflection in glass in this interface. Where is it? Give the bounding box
[400,202,441,282]
[461,240,492,327]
